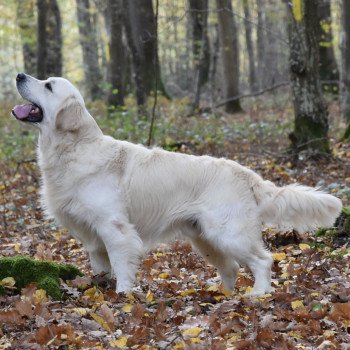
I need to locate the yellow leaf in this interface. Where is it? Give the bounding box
[122,304,133,313]
[110,337,128,348]
[0,277,16,288]
[228,334,239,342]
[180,289,196,296]
[83,287,104,303]
[158,272,169,279]
[272,252,286,261]
[126,292,136,302]
[291,300,304,309]
[72,308,88,316]
[244,286,254,294]
[90,312,112,332]
[173,341,185,349]
[342,320,350,328]
[190,338,202,344]
[288,331,303,339]
[34,289,47,304]
[299,243,310,250]
[14,243,21,253]
[146,290,154,303]
[292,0,303,22]
[182,326,203,337]
[207,284,219,292]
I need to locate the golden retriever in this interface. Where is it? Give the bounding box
[12,73,342,295]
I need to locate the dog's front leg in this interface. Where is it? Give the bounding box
[96,220,143,293]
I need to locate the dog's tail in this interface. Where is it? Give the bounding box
[251,178,342,232]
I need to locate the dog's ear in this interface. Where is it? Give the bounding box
[55,98,85,133]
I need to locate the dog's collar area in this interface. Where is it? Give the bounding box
[12,103,43,123]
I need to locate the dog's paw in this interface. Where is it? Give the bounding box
[116,281,134,294]
[244,287,274,298]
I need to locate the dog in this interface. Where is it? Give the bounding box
[12,73,342,296]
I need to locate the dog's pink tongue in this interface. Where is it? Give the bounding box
[12,104,32,119]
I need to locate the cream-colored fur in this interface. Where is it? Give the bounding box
[14,74,343,295]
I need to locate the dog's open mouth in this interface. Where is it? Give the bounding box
[12,103,43,123]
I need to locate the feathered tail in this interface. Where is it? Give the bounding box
[251,179,342,232]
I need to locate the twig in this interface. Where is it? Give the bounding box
[147,0,159,147]
[214,81,290,108]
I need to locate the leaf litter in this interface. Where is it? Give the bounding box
[0,134,349,349]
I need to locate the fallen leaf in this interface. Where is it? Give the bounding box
[272,252,286,261]
[291,300,304,310]
[182,326,203,337]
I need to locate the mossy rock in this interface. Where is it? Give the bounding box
[0,256,83,300]
[316,207,350,246]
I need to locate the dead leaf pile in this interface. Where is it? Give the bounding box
[0,143,349,349]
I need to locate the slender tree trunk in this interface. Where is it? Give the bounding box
[243,0,257,92]
[36,0,62,78]
[341,0,350,125]
[107,0,124,106]
[17,0,36,75]
[189,0,210,87]
[317,0,339,93]
[256,0,266,89]
[124,0,168,102]
[189,0,210,112]
[76,0,103,100]
[216,0,241,113]
[288,0,329,157]
[123,0,146,105]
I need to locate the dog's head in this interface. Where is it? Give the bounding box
[12,73,88,133]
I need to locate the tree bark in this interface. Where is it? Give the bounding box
[288,0,329,157]
[256,0,266,89]
[17,0,37,75]
[340,0,350,124]
[243,0,257,92]
[123,0,168,102]
[107,0,124,106]
[123,0,146,105]
[76,0,103,100]
[188,0,210,112]
[216,0,242,113]
[36,0,62,79]
[317,0,339,93]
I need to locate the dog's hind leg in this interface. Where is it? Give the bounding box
[190,235,240,291]
[199,210,273,296]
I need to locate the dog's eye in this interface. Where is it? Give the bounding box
[45,82,53,92]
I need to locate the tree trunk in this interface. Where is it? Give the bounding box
[317,0,339,94]
[107,0,124,106]
[17,0,36,75]
[76,0,103,100]
[124,0,168,101]
[243,0,257,92]
[256,0,266,89]
[216,0,241,113]
[288,0,329,157]
[188,0,210,112]
[36,0,62,79]
[123,0,146,105]
[340,0,350,124]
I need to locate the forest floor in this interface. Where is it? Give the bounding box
[0,95,349,349]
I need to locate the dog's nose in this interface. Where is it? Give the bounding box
[16,73,26,82]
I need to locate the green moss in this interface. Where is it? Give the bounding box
[0,256,83,300]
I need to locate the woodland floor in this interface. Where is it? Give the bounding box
[0,96,349,349]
